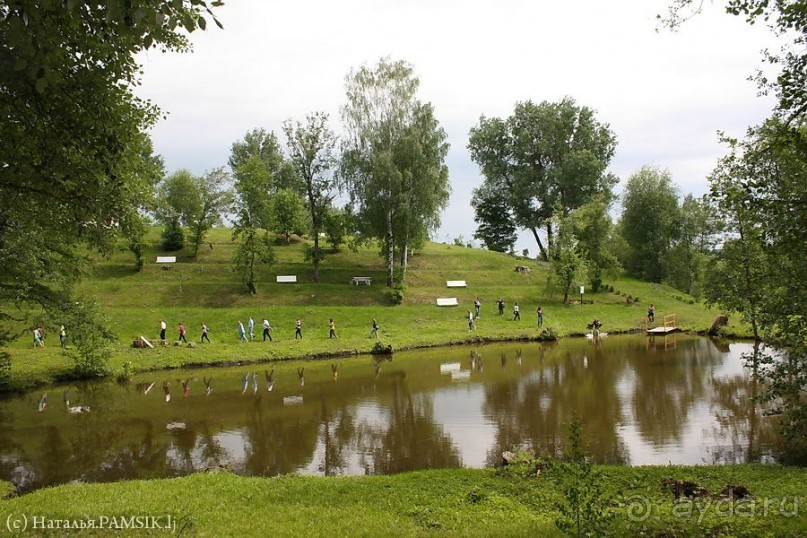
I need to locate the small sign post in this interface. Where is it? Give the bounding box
[580,285,584,306]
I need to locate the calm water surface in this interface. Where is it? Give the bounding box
[0,334,781,492]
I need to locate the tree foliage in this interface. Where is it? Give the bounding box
[549,211,587,304]
[571,196,620,292]
[706,118,807,453]
[229,128,302,194]
[618,166,681,282]
[0,0,220,354]
[270,189,307,244]
[471,180,518,253]
[283,112,338,282]
[468,98,617,260]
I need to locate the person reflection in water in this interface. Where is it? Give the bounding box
[204,376,213,397]
[182,378,190,398]
[163,381,171,402]
[265,369,275,392]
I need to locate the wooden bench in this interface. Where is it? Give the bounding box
[276,275,297,283]
[351,276,372,285]
[446,280,467,288]
[436,297,459,306]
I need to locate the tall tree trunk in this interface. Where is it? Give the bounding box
[530,226,548,261]
[400,239,409,285]
[545,221,555,260]
[386,209,394,286]
[312,232,321,283]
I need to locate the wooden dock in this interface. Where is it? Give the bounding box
[646,313,678,334]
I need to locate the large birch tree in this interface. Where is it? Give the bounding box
[340,58,450,287]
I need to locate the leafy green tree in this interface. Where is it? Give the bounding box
[187,167,232,257]
[471,180,518,253]
[283,112,338,282]
[468,98,617,260]
[391,103,451,283]
[707,118,807,455]
[549,211,587,304]
[270,189,308,244]
[618,166,681,282]
[232,195,276,295]
[51,299,115,379]
[229,128,302,194]
[154,169,196,251]
[232,155,274,230]
[571,196,620,292]
[322,206,352,251]
[0,1,220,361]
[154,168,231,256]
[341,58,450,286]
[665,194,720,297]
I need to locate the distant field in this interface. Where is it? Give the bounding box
[4,227,745,390]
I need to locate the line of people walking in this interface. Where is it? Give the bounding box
[157,315,383,344]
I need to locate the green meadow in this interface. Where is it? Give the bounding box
[2,465,805,536]
[5,227,743,391]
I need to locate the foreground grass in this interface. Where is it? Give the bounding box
[4,228,746,391]
[1,465,804,537]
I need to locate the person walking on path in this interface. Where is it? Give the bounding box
[497,297,504,316]
[468,310,475,331]
[474,297,481,319]
[647,304,655,323]
[33,327,43,348]
[59,325,67,348]
[200,323,211,343]
[513,302,521,321]
[159,319,167,342]
[329,318,339,339]
[262,318,273,341]
[237,321,247,342]
[370,318,379,339]
[295,318,303,339]
[178,323,188,344]
[536,306,543,327]
[248,316,255,341]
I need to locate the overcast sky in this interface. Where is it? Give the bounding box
[136,0,779,254]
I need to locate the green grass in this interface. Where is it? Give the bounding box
[4,227,747,391]
[1,465,803,536]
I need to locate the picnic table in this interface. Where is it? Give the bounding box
[351,276,372,285]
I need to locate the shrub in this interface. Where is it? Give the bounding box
[537,327,558,341]
[390,285,405,305]
[161,220,185,251]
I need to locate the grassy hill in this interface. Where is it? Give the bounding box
[5,227,745,390]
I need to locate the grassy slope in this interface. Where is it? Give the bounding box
[5,227,744,390]
[1,465,804,537]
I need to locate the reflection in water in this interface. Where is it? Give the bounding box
[0,335,783,493]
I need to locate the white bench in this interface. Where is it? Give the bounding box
[351,276,372,285]
[276,275,297,283]
[446,280,467,288]
[436,297,459,306]
[156,256,176,263]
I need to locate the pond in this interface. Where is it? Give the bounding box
[0,334,782,493]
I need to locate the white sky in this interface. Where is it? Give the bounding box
[136,0,779,255]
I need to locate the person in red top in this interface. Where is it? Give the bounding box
[178,323,187,343]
